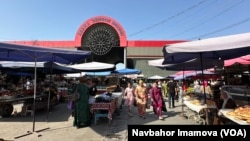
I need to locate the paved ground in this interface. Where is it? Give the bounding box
[0,99,197,141]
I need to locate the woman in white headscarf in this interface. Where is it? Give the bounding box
[216,90,237,125]
[218,90,237,109]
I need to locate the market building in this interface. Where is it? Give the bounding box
[5,16,187,77]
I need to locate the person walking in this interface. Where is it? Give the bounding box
[150,82,164,120]
[167,79,177,108]
[124,82,135,117]
[162,80,168,98]
[72,76,91,128]
[134,80,148,119]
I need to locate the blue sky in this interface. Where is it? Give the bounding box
[0,0,249,41]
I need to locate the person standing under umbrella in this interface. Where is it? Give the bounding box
[73,76,91,128]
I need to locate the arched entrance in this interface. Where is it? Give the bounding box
[75,16,127,64]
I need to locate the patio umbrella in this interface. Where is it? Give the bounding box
[0,42,91,133]
[147,75,165,80]
[68,61,116,72]
[162,32,250,105]
[163,32,250,64]
[224,55,250,67]
[162,33,250,125]
[148,58,223,70]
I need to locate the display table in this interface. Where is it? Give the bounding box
[90,99,116,125]
[183,100,217,125]
[184,100,217,113]
[111,92,123,110]
[219,109,250,125]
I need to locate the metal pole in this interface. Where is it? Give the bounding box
[32,58,37,132]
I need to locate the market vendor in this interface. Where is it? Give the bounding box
[216,90,237,125]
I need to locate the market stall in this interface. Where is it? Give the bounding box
[90,98,116,125]
[89,91,123,125]
[0,92,47,117]
[112,92,123,111]
[183,98,217,125]
[219,106,250,125]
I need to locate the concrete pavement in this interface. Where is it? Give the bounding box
[0,99,197,141]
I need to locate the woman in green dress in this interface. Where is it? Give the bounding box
[73,76,91,128]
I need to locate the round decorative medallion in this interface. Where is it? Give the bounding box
[82,23,120,55]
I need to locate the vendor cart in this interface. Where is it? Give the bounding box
[0,94,47,117]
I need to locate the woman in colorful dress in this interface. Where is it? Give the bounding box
[72,76,91,128]
[134,80,148,119]
[124,82,135,117]
[150,82,164,120]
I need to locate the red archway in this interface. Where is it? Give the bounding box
[75,16,127,47]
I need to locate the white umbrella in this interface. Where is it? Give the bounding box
[147,75,165,80]
[68,61,115,72]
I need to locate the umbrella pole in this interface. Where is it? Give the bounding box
[15,60,50,139]
[32,60,37,132]
[15,59,40,139]
[199,53,206,104]
[47,62,53,122]
[180,68,185,117]
[199,53,210,125]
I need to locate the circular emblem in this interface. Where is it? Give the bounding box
[82,24,120,55]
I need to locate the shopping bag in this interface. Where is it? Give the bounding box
[71,85,80,101]
[67,100,74,110]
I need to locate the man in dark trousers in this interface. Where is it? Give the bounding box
[167,79,177,108]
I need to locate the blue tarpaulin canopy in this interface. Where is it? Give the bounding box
[0,42,91,133]
[0,42,91,64]
[112,68,141,75]
[0,61,80,74]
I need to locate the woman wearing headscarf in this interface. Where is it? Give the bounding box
[216,90,237,125]
[73,76,91,128]
[150,82,164,120]
[134,80,148,119]
[124,82,135,117]
[218,90,237,109]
